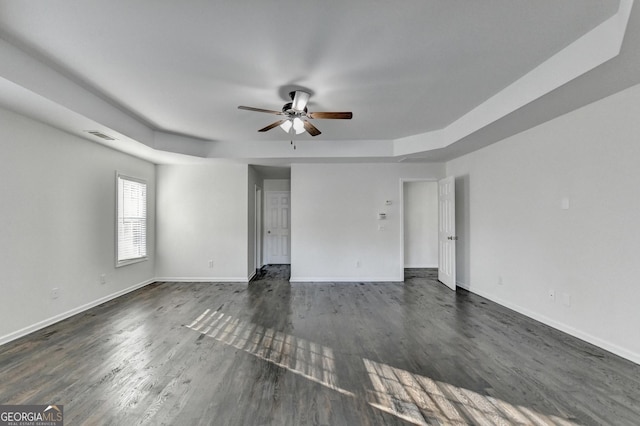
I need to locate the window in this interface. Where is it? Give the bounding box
[116,174,147,266]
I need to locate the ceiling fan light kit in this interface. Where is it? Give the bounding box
[279,117,305,134]
[280,119,293,133]
[238,90,353,139]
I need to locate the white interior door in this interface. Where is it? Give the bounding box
[265,191,291,264]
[438,177,456,290]
[255,187,262,270]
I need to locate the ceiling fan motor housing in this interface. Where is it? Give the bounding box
[282,102,307,115]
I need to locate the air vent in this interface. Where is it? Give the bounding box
[85,130,116,141]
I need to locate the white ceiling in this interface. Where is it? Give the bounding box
[0,0,635,165]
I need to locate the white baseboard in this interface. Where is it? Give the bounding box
[290,276,403,283]
[457,282,640,366]
[0,278,154,347]
[247,270,256,282]
[404,264,438,268]
[155,277,250,283]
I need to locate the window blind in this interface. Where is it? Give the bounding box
[117,175,147,264]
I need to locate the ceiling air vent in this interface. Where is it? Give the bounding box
[85,130,116,141]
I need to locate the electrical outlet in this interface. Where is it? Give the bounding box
[51,288,60,299]
[562,293,571,307]
[356,260,361,268]
[100,274,107,285]
[498,276,503,286]
[208,260,214,268]
[548,289,555,301]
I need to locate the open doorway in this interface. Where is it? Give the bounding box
[401,180,439,281]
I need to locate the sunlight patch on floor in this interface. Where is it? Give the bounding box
[186,309,351,397]
[363,358,578,425]
[186,309,578,425]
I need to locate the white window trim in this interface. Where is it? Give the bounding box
[115,172,148,268]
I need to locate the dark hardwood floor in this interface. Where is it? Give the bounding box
[1,266,639,425]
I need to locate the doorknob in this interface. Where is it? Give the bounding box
[447,236,458,240]
[267,230,271,234]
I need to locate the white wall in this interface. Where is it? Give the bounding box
[291,163,444,281]
[446,83,640,364]
[155,163,249,281]
[403,181,438,267]
[264,179,290,192]
[0,107,156,344]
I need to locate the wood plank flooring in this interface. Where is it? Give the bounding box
[1,266,639,425]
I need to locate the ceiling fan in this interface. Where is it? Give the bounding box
[238,90,352,137]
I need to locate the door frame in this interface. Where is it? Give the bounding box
[399,178,456,289]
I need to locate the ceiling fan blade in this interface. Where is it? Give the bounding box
[306,111,353,119]
[303,120,321,136]
[291,91,310,112]
[258,120,286,132]
[238,106,284,115]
